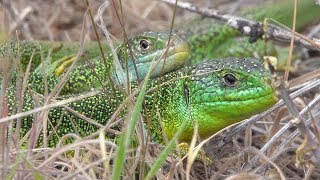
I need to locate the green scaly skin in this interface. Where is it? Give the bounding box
[5,31,189,95]
[8,57,277,147]
[185,0,320,65]
[0,40,105,73]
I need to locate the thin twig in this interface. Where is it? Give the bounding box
[158,0,320,50]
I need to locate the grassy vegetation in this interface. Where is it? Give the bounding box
[1,0,320,179]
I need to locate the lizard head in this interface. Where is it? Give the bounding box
[113,31,189,84]
[159,57,277,141]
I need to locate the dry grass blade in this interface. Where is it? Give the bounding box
[289,68,320,88]
[283,0,297,81]
[86,0,119,98]
[269,18,320,49]
[308,107,320,145]
[186,123,198,180]
[36,139,117,170]
[246,147,285,180]
[267,107,286,156]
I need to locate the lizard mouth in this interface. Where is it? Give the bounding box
[198,89,276,106]
[166,41,190,67]
[190,84,278,118]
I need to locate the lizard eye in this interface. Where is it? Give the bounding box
[223,73,237,86]
[139,39,150,50]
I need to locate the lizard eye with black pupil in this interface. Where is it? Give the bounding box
[224,74,237,86]
[139,40,149,50]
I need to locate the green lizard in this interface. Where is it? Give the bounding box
[3,0,317,93]
[7,57,277,147]
[2,31,189,95]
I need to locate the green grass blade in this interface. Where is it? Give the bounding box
[112,75,150,179]
[145,120,187,180]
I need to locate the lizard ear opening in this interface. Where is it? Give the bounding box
[183,83,190,105]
